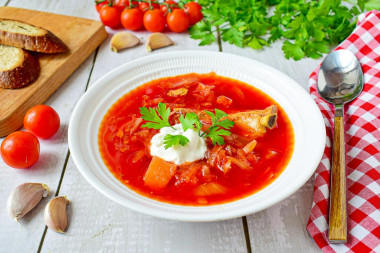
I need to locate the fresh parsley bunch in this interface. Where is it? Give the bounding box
[140,103,235,149]
[189,0,380,60]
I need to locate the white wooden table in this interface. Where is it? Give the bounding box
[0,1,323,252]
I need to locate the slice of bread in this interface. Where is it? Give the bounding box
[0,45,40,89]
[0,19,68,53]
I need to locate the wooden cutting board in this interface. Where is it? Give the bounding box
[0,7,107,137]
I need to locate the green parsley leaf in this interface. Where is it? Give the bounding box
[205,109,234,130]
[205,127,231,146]
[140,102,172,130]
[163,134,190,149]
[189,21,215,46]
[282,41,305,60]
[365,0,380,10]
[221,26,244,47]
[179,113,201,132]
[187,113,204,135]
[202,109,234,145]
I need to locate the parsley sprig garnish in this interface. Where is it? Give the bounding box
[202,109,234,145]
[139,103,235,149]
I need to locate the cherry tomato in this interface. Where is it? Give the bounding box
[99,4,122,28]
[139,0,160,12]
[115,0,138,10]
[96,1,108,13]
[160,0,179,15]
[184,1,203,25]
[167,9,189,33]
[24,105,60,139]
[121,8,144,31]
[1,131,40,169]
[143,9,166,32]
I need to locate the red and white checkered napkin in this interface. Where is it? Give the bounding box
[307,10,380,253]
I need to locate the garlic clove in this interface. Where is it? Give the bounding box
[44,196,69,233]
[110,31,140,52]
[146,33,175,52]
[7,183,50,221]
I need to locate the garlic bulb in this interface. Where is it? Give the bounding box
[44,196,69,233]
[7,183,49,221]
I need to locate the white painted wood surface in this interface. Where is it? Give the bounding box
[0,1,322,252]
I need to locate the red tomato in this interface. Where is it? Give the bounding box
[24,105,60,139]
[115,0,138,9]
[96,1,108,13]
[143,9,166,32]
[99,4,122,28]
[184,1,203,25]
[139,0,160,12]
[121,8,144,31]
[1,131,40,169]
[167,9,189,33]
[160,0,179,15]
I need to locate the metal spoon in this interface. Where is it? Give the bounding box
[317,49,363,243]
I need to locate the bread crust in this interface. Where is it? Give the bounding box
[0,19,68,53]
[0,49,40,89]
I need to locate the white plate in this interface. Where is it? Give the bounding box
[68,50,325,222]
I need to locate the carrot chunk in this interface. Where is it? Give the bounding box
[144,157,177,190]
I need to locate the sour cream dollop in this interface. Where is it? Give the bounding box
[150,124,207,165]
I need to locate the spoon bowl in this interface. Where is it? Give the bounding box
[317,49,364,243]
[318,50,363,105]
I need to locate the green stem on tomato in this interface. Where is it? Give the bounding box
[139,0,160,11]
[95,0,106,4]
[107,0,115,7]
[178,1,186,8]
[139,0,160,4]
[163,2,180,13]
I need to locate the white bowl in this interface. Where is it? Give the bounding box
[68,50,325,222]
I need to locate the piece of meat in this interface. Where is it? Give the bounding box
[227,105,277,138]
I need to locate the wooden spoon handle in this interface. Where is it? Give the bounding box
[329,115,347,243]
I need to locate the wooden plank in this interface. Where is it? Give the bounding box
[41,28,248,252]
[0,0,98,252]
[221,42,321,251]
[0,6,107,137]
